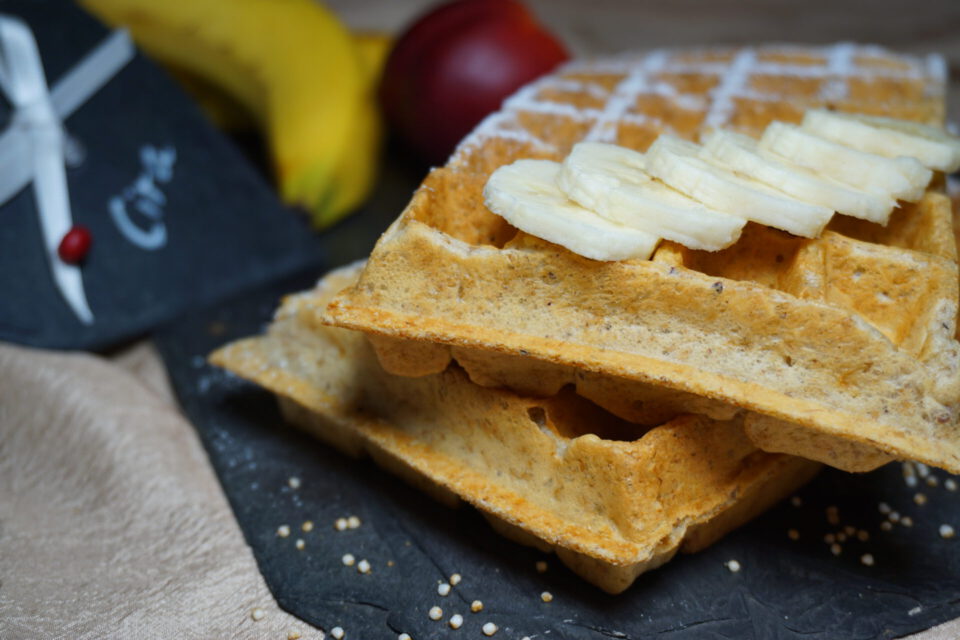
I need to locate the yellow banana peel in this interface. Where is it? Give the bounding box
[81,0,387,228]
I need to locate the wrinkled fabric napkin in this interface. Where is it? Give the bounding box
[0,339,957,639]
[0,342,322,639]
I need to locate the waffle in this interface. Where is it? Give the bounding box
[322,44,960,474]
[210,264,820,594]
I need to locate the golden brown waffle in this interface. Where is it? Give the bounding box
[322,44,960,474]
[211,264,820,594]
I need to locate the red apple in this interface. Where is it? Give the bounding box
[380,0,569,164]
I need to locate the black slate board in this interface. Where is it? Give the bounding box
[156,272,960,640]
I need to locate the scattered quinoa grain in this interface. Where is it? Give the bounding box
[331,626,344,639]
[725,559,741,573]
[357,559,371,574]
[251,608,265,621]
[335,518,348,531]
[844,525,856,536]
[448,614,463,629]
[836,533,847,543]
[889,511,901,523]
[449,573,462,586]
[914,493,928,506]
[878,502,891,514]
[861,553,875,566]
[540,591,554,602]
[881,521,893,531]
[927,476,939,487]
[341,553,355,567]
[482,622,498,636]
[946,478,958,491]
[277,525,290,538]
[347,516,361,529]
[901,516,914,527]
[295,539,305,550]
[438,582,451,597]
[940,524,956,539]
[857,530,870,542]
[824,533,835,544]
[428,606,443,621]
[917,463,930,478]
[830,543,842,556]
[788,529,800,541]
[471,600,483,613]
[288,476,301,489]
[302,520,314,532]
[535,560,548,573]
[905,475,918,488]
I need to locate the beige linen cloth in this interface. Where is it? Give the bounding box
[1,340,959,639]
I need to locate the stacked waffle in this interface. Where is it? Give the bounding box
[212,44,959,593]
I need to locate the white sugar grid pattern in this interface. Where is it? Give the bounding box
[460,43,947,158]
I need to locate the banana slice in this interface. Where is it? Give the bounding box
[645,135,833,238]
[484,159,661,261]
[801,110,960,173]
[701,130,896,224]
[760,122,932,202]
[558,142,745,251]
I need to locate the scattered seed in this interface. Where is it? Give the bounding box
[881,521,893,531]
[861,553,875,566]
[725,559,741,573]
[824,533,835,544]
[428,606,443,621]
[535,560,548,573]
[398,634,412,640]
[482,622,499,636]
[844,525,856,536]
[295,539,305,550]
[826,506,840,526]
[471,600,484,613]
[331,627,344,640]
[449,573,462,586]
[946,478,958,492]
[302,520,314,532]
[342,553,355,567]
[277,525,291,538]
[889,511,901,523]
[940,524,956,539]
[830,543,842,556]
[917,463,930,478]
[288,476,301,489]
[449,614,463,629]
[836,533,847,543]
[388,560,395,567]
[927,476,940,487]
[790,496,803,508]
[438,583,451,596]
[335,518,348,531]
[347,516,361,529]
[541,591,554,602]
[250,608,266,621]
[358,559,371,574]
[857,530,870,542]
[905,475,918,488]
[901,516,914,527]
[788,529,800,541]
[878,502,892,514]
[915,493,928,506]
[288,630,302,640]
[909,606,923,616]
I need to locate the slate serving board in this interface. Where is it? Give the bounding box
[156,269,960,640]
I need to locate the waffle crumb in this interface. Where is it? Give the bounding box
[302,520,314,532]
[277,525,290,538]
[358,559,371,574]
[471,600,484,613]
[725,559,741,573]
[788,529,800,541]
[335,518,348,531]
[288,476,301,489]
[535,560,548,573]
[429,606,443,621]
[347,515,362,529]
[541,591,554,602]
[482,622,499,636]
[250,608,265,621]
[860,553,875,566]
[295,539,305,551]
[342,553,355,566]
[449,614,463,629]
[331,626,344,639]
[940,524,956,539]
[449,573,462,586]
[438,582,451,597]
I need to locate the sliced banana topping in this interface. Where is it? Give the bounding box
[801,110,960,173]
[701,130,896,224]
[646,135,834,238]
[760,122,932,202]
[483,159,661,261]
[558,142,745,251]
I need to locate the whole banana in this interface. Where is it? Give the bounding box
[80,0,383,228]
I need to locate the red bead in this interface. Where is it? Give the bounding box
[58,226,92,264]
